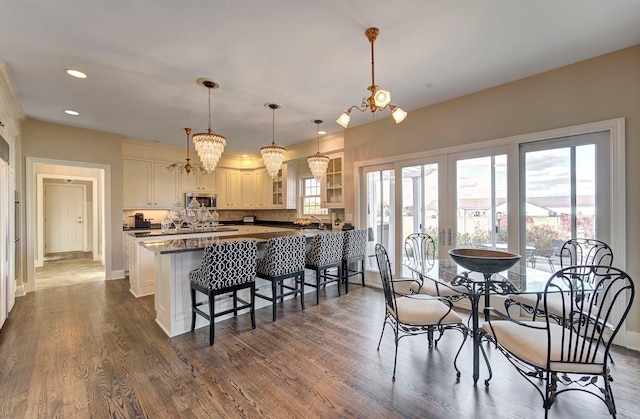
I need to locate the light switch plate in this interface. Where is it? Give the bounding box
[346,214,352,222]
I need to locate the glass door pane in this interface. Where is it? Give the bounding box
[455,155,507,249]
[401,164,439,275]
[365,168,395,270]
[524,143,598,272]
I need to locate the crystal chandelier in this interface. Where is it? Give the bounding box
[192,78,226,173]
[307,119,329,181]
[167,128,205,175]
[336,27,407,128]
[260,103,286,178]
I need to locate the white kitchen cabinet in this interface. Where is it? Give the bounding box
[123,159,178,209]
[271,164,297,209]
[240,171,254,209]
[152,161,179,208]
[253,168,270,209]
[321,154,343,208]
[180,170,217,194]
[217,168,240,209]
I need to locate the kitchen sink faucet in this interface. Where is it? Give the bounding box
[311,215,325,230]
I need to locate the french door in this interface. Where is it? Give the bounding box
[362,132,614,278]
[520,131,611,271]
[363,165,395,271]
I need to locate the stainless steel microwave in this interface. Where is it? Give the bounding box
[185,193,217,209]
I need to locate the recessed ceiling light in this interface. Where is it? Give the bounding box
[242,154,249,158]
[65,69,88,79]
[64,109,80,116]
[318,130,326,135]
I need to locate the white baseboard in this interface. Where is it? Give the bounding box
[15,284,25,297]
[110,270,126,280]
[624,330,640,352]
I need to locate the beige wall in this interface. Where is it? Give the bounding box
[21,119,124,277]
[343,44,640,333]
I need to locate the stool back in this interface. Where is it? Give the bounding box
[257,235,306,277]
[343,229,367,260]
[192,240,257,290]
[306,231,344,267]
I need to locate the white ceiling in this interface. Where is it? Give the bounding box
[2,0,640,155]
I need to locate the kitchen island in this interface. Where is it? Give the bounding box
[134,227,320,337]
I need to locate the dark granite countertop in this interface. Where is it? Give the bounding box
[139,230,318,254]
[126,226,239,238]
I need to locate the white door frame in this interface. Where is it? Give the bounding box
[25,157,111,293]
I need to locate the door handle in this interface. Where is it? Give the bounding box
[448,228,452,246]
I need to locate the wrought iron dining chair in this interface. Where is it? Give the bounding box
[304,231,344,304]
[189,240,257,345]
[483,265,634,418]
[404,233,466,299]
[505,238,614,323]
[375,244,468,381]
[255,235,306,321]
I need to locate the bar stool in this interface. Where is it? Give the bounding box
[189,240,257,345]
[255,235,306,321]
[341,229,367,294]
[304,231,344,304]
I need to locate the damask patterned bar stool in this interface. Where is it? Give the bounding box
[189,240,257,345]
[304,231,344,305]
[255,235,306,321]
[341,229,368,294]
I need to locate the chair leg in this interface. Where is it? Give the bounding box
[315,269,321,305]
[250,283,256,329]
[299,274,305,310]
[271,280,277,322]
[208,291,215,346]
[360,260,365,287]
[233,290,238,316]
[335,268,341,297]
[190,286,196,332]
[343,263,349,295]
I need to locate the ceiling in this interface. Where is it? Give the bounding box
[2,0,640,155]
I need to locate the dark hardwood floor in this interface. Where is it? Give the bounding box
[1,278,638,418]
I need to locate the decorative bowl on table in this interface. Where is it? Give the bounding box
[448,248,521,274]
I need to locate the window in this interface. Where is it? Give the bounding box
[300,176,327,216]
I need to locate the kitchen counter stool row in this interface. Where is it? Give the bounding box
[189,230,368,345]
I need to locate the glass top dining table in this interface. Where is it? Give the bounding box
[404,258,554,386]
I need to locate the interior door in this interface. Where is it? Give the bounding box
[44,184,85,253]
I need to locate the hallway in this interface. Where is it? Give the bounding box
[35,251,105,290]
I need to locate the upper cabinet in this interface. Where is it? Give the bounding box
[253,168,270,209]
[180,170,217,194]
[217,168,241,209]
[322,154,343,208]
[240,171,254,209]
[123,159,178,209]
[271,164,297,209]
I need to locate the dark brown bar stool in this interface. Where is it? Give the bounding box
[304,231,344,305]
[255,235,306,321]
[341,229,368,294]
[189,240,257,345]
